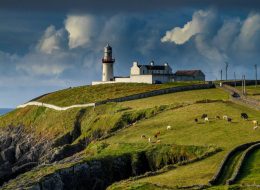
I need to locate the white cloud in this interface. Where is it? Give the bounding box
[234,13,260,52]
[213,18,241,52]
[65,15,98,49]
[36,25,68,54]
[161,9,217,44]
[16,52,73,76]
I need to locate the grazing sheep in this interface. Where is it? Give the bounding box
[223,115,228,120]
[216,116,221,119]
[204,117,209,122]
[201,114,207,119]
[194,118,198,123]
[252,120,258,126]
[254,126,259,130]
[141,135,146,139]
[154,131,160,138]
[241,113,249,120]
[227,118,232,122]
[167,126,171,130]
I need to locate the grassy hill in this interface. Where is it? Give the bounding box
[33,82,203,107]
[1,83,260,189]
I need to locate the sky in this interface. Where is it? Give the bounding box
[0,0,260,108]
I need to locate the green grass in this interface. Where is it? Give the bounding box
[35,82,203,107]
[216,150,244,185]
[106,101,260,188]
[236,85,260,101]
[2,86,260,189]
[237,149,260,185]
[0,106,86,139]
[119,88,229,110]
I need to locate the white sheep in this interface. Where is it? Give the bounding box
[223,115,228,120]
[141,134,146,139]
[204,117,209,122]
[252,120,258,126]
[148,138,151,143]
[254,126,259,130]
[167,126,172,130]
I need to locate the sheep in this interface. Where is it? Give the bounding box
[148,138,151,143]
[194,118,198,123]
[154,131,160,138]
[223,115,228,120]
[227,117,232,122]
[252,120,258,126]
[254,126,259,130]
[204,117,209,122]
[167,126,172,130]
[241,113,249,120]
[201,114,207,119]
[216,116,221,119]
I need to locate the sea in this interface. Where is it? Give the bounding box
[0,108,13,116]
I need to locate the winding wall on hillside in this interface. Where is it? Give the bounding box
[17,83,214,111]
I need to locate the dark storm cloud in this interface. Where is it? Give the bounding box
[1,0,260,13]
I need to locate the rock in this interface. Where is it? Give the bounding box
[0,136,12,150]
[12,162,38,175]
[27,184,41,190]
[41,173,64,190]
[1,146,15,163]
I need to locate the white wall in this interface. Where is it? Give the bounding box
[115,77,131,82]
[130,75,153,83]
[130,62,141,75]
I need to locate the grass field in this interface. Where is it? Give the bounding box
[34,82,203,107]
[2,85,260,189]
[236,85,260,101]
[237,149,260,185]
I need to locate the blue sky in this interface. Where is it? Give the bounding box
[0,0,260,108]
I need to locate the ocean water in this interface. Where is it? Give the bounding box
[0,108,13,116]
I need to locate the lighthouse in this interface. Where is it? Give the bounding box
[102,44,115,81]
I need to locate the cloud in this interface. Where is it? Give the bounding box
[234,13,260,52]
[212,18,241,52]
[161,9,217,44]
[65,15,98,49]
[16,52,73,76]
[36,25,69,54]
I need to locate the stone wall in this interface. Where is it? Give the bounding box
[226,143,260,185]
[209,141,260,185]
[96,83,214,106]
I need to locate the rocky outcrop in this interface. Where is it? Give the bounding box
[0,125,53,185]
[0,108,97,187]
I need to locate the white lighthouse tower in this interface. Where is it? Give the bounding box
[102,44,115,81]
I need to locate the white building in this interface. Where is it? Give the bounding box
[92,44,205,85]
[92,44,174,85]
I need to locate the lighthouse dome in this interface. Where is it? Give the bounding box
[105,44,112,50]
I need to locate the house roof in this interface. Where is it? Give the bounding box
[174,70,204,76]
[138,65,167,70]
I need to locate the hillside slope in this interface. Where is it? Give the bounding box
[1,83,260,190]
